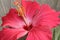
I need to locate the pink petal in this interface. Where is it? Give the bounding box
[58,12,60,24]
[32,4,59,28]
[22,0,40,21]
[0,28,28,40]
[26,25,52,40]
[1,8,25,28]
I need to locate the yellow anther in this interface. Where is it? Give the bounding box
[14,0,29,26]
[14,1,25,17]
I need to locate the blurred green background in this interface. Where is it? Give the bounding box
[0,0,60,40]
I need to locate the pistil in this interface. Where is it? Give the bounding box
[14,0,29,26]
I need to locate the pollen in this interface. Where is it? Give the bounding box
[14,1,25,17]
[14,0,29,26]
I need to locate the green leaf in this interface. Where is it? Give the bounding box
[53,26,60,40]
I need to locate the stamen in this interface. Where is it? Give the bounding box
[14,1,25,16]
[14,0,29,26]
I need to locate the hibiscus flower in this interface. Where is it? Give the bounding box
[0,0,59,40]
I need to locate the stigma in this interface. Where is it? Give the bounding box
[14,1,25,17]
[14,0,30,26]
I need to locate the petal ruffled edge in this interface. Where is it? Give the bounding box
[1,8,26,29]
[32,4,59,28]
[0,28,28,40]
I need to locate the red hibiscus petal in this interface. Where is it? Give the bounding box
[26,25,52,40]
[22,0,40,21]
[1,8,25,28]
[0,28,28,40]
[32,4,59,28]
[58,12,60,24]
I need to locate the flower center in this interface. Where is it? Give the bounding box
[23,24,33,31]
